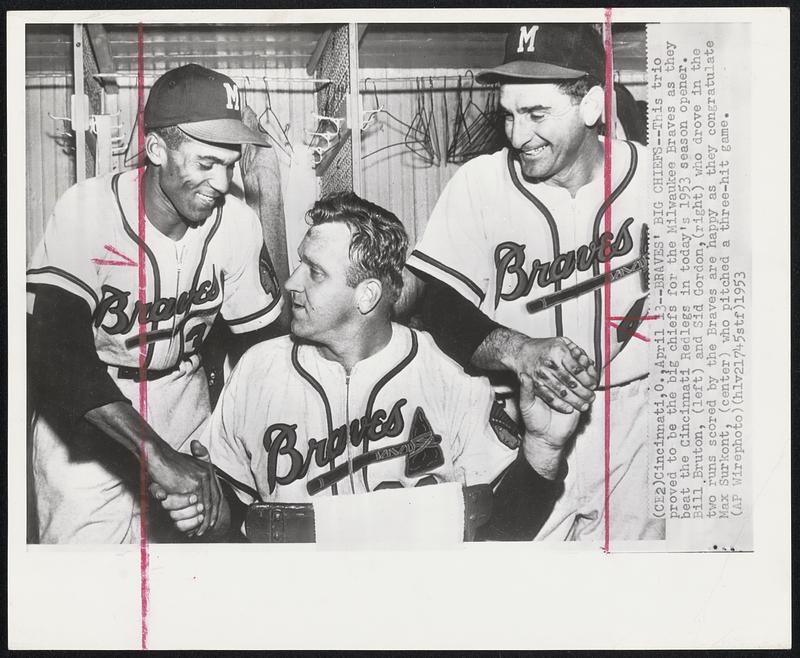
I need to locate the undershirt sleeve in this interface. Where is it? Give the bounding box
[420,277,501,368]
[476,452,566,541]
[29,284,130,426]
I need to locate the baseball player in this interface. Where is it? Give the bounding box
[406,24,664,541]
[27,63,283,543]
[154,192,580,541]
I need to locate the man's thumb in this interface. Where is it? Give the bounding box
[191,439,210,461]
[149,482,167,501]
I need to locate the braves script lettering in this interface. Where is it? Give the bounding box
[93,269,221,334]
[494,216,635,307]
[261,398,407,493]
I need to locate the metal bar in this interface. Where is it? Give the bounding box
[91,72,331,84]
[73,24,86,182]
[348,22,362,195]
[306,27,332,76]
[361,71,646,86]
[93,113,114,176]
[315,128,352,178]
[85,24,119,95]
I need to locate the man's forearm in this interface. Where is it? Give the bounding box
[478,452,565,541]
[520,436,567,481]
[84,401,171,466]
[470,326,530,372]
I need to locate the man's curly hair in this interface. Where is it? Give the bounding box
[305,192,408,304]
[147,125,190,149]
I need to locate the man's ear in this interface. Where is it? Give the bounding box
[144,132,166,166]
[356,278,383,315]
[579,85,605,127]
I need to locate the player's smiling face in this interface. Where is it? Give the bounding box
[285,222,360,346]
[156,135,241,226]
[500,83,600,187]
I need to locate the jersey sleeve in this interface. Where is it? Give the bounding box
[26,184,103,314]
[30,284,130,424]
[204,356,260,505]
[448,368,518,486]
[420,278,500,368]
[406,161,494,308]
[220,203,283,335]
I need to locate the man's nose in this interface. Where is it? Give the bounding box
[284,265,302,293]
[208,165,231,195]
[508,117,535,150]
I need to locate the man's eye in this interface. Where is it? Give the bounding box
[530,112,548,121]
[198,162,213,171]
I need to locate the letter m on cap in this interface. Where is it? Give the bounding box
[517,25,540,53]
[223,82,240,110]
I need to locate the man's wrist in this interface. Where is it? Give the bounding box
[479,326,527,372]
[521,434,567,481]
[141,434,173,476]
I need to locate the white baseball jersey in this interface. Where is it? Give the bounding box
[204,325,517,504]
[407,140,650,387]
[407,141,663,541]
[27,168,283,369]
[27,168,283,543]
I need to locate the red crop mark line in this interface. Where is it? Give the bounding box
[136,22,150,651]
[608,323,650,343]
[607,315,661,343]
[602,8,614,554]
[91,245,137,267]
[609,315,661,321]
[92,260,136,267]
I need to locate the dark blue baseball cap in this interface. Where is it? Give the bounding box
[144,63,269,146]
[476,24,606,83]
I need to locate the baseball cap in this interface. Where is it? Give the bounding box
[476,24,605,83]
[144,63,270,146]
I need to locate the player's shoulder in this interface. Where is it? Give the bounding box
[447,148,510,183]
[215,193,260,242]
[410,327,480,380]
[55,170,117,209]
[48,171,121,235]
[240,334,293,366]
[232,335,293,381]
[220,193,259,223]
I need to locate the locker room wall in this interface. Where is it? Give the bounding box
[26,39,646,263]
[24,65,488,264]
[359,67,501,249]
[24,67,320,262]
[25,76,77,262]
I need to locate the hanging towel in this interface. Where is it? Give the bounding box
[240,106,290,287]
[283,142,318,274]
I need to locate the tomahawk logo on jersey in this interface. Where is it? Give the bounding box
[203,326,518,504]
[27,168,283,371]
[407,140,650,386]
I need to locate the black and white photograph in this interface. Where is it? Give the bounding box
[8,7,790,651]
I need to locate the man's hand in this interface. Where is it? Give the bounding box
[146,439,222,537]
[83,401,223,536]
[472,328,598,414]
[517,373,582,480]
[510,336,598,414]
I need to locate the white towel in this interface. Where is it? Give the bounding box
[283,144,318,273]
[313,482,465,549]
